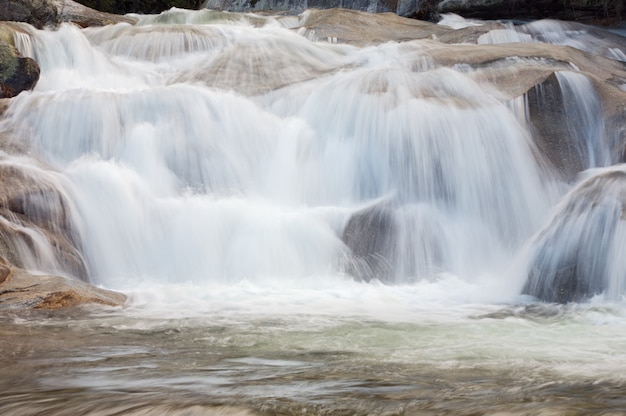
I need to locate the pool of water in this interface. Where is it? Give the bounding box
[2,293,626,415]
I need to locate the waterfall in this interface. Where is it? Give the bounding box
[1,9,625,303]
[553,71,611,169]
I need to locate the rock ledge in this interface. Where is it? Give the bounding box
[0,267,126,310]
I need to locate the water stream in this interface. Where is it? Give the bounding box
[1,9,626,415]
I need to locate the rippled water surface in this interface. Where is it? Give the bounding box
[3,292,626,415]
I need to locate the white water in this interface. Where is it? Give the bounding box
[2,9,626,413]
[5,12,563,296]
[3,9,624,303]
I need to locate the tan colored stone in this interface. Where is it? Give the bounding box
[300,8,451,45]
[0,268,126,310]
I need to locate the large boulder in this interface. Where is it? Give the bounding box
[0,132,110,310]
[0,107,122,311]
[525,73,597,181]
[523,168,626,303]
[0,0,136,28]
[53,0,137,27]
[342,202,398,282]
[525,72,626,179]
[0,149,89,281]
[297,7,452,44]
[0,0,60,29]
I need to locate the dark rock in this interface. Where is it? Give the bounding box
[0,39,40,98]
[342,202,397,282]
[432,0,623,23]
[203,0,398,15]
[525,73,587,180]
[3,55,39,96]
[0,0,136,28]
[0,0,60,29]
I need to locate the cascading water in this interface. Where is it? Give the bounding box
[2,9,626,415]
[3,14,562,294]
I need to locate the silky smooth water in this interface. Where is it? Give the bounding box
[1,9,626,415]
[3,298,626,415]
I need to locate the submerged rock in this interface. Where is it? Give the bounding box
[342,202,397,282]
[523,168,626,303]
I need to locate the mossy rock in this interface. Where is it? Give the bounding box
[0,42,18,84]
[0,39,40,98]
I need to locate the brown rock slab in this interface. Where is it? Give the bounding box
[53,0,138,27]
[300,8,451,45]
[0,267,126,310]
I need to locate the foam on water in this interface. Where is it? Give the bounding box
[1,8,624,316]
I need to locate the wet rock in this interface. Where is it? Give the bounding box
[0,98,11,116]
[0,39,40,98]
[0,266,126,310]
[523,169,626,303]
[0,0,60,29]
[523,67,626,180]
[525,73,587,180]
[0,161,89,281]
[342,202,397,282]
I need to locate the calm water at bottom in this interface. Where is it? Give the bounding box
[2,298,626,416]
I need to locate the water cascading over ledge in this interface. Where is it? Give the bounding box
[0,8,625,304]
[523,167,626,303]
